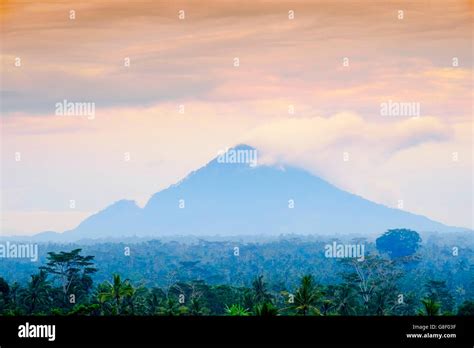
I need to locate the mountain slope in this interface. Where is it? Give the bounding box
[36,144,469,241]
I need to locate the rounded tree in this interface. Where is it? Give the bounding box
[376,229,421,258]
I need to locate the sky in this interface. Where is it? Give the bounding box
[0,0,473,235]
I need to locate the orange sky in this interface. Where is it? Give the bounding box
[1,0,473,234]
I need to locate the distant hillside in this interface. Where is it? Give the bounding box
[19,144,471,242]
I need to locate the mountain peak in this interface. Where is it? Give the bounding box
[213,143,259,168]
[231,144,257,151]
[34,143,468,241]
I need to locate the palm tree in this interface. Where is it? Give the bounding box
[254,302,279,316]
[22,271,51,314]
[418,298,441,316]
[320,299,335,316]
[252,275,272,304]
[10,282,20,306]
[189,297,208,316]
[159,297,180,316]
[122,285,147,315]
[98,274,133,315]
[225,304,250,316]
[334,284,357,315]
[146,288,164,315]
[188,283,208,316]
[291,275,321,316]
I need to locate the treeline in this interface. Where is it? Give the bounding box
[3,230,472,293]
[0,248,473,316]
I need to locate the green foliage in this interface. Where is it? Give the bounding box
[329,284,357,316]
[340,256,404,315]
[457,300,474,316]
[252,275,272,304]
[418,298,441,316]
[158,297,180,316]
[253,302,279,316]
[225,304,250,316]
[21,271,52,314]
[0,235,471,317]
[424,280,454,313]
[98,274,134,315]
[68,303,100,316]
[290,275,322,316]
[40,249,97,306]
[0,277,10,297]
[376,229,421,258]
[0,277,10,313]
[189,297,208,316]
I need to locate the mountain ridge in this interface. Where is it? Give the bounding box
[9,144,471,242]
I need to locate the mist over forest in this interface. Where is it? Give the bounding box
[1,230,473,316]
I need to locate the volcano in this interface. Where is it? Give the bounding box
[32,144,468,241]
